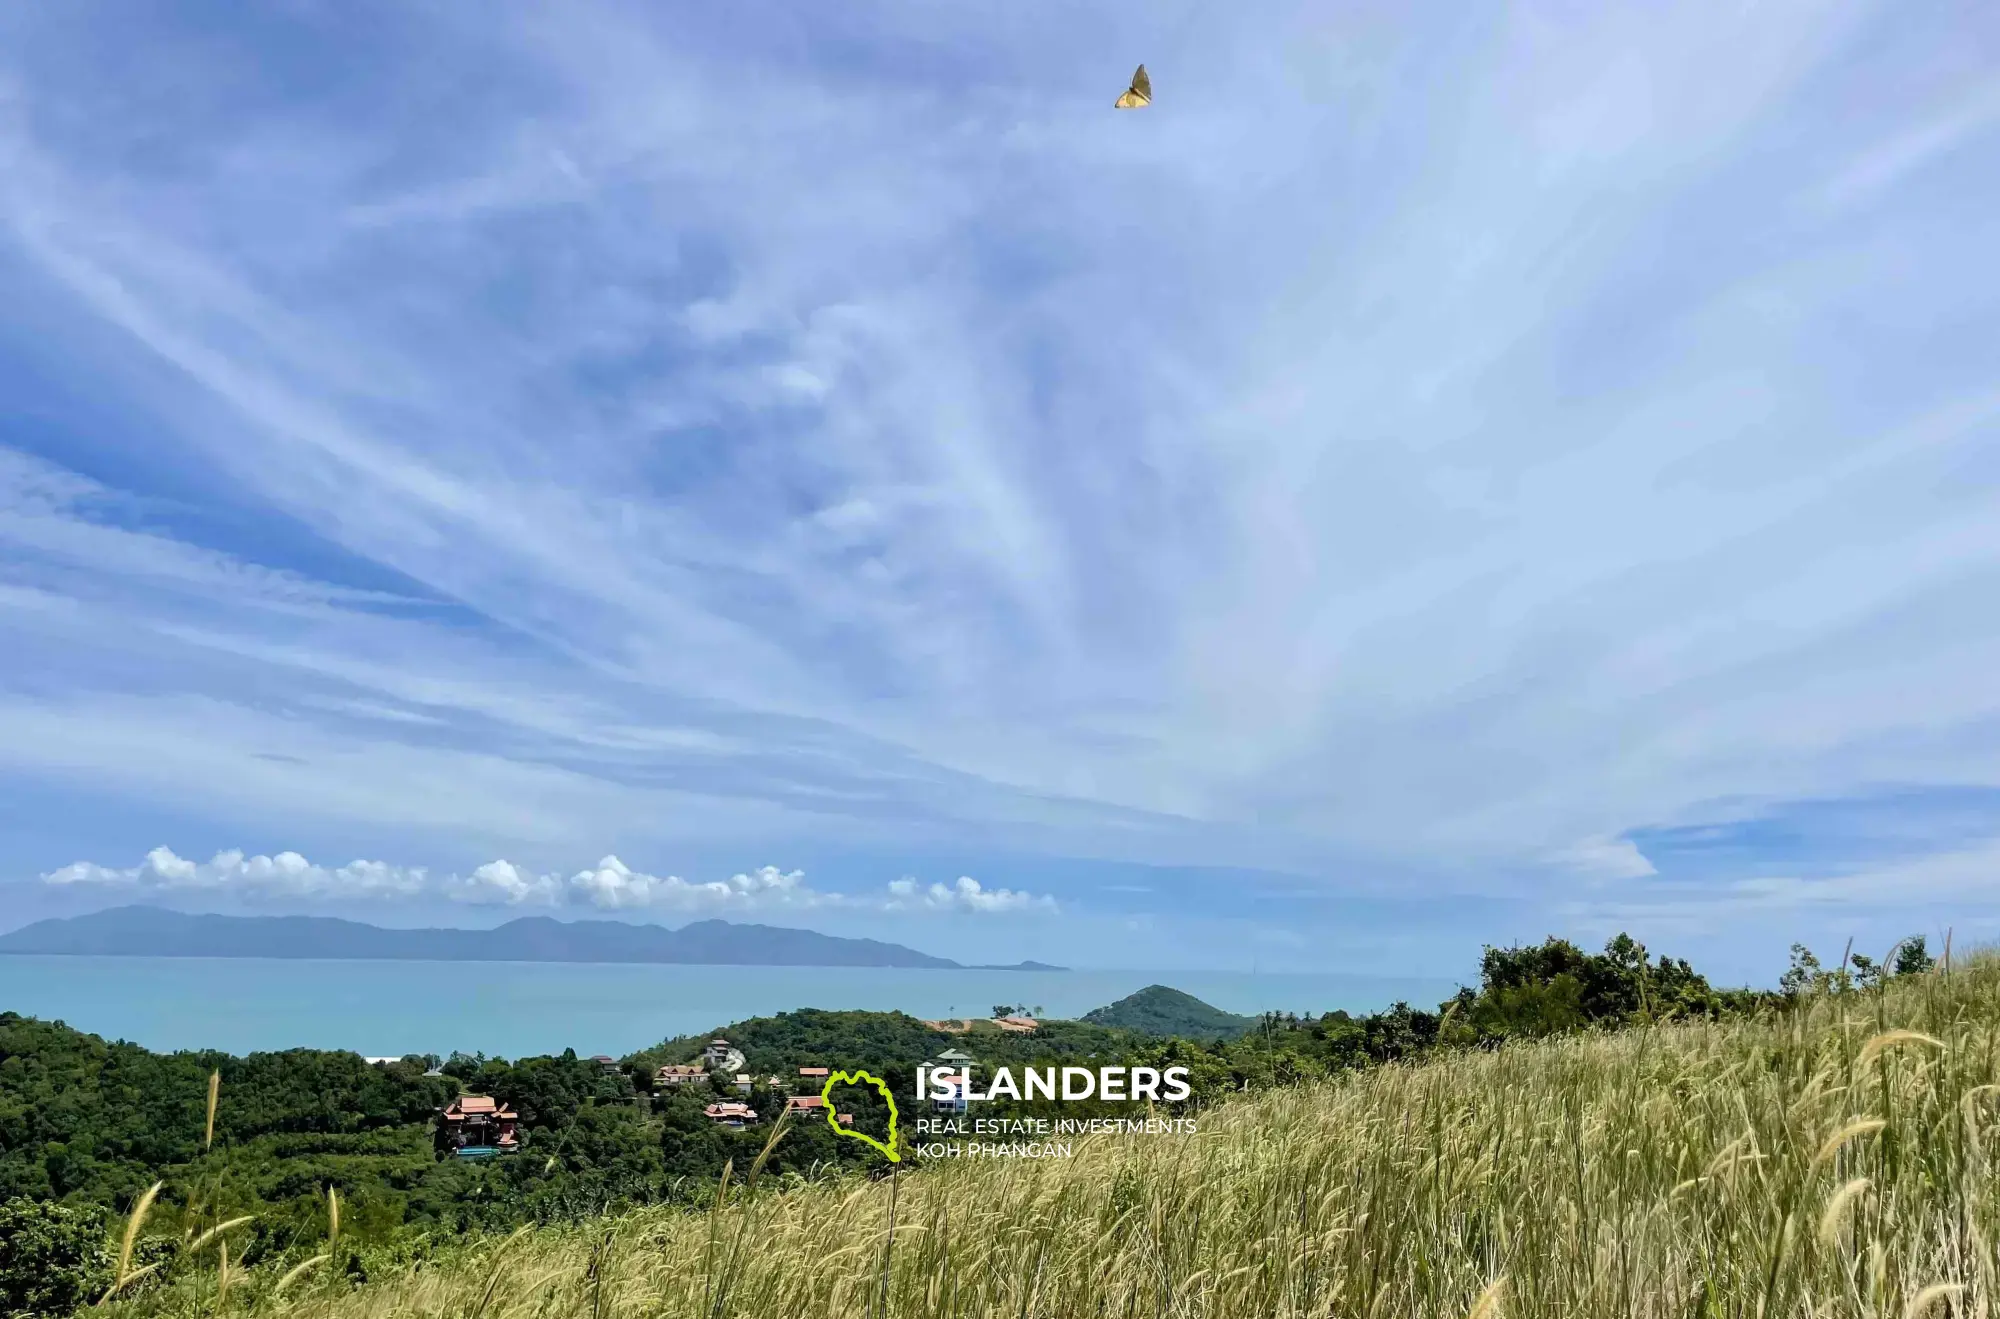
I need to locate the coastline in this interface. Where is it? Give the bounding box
[0,955,1463,1058]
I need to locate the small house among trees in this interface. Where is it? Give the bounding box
[654,1063,706,1089]
[703,1101,756,1127]
[929,1048,977,1113]
[435,1095,519,1158]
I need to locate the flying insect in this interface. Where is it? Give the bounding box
[1115,65,1151,109]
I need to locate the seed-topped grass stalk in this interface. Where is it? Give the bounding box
[95,953,2000,1319]
[98,1181,163,1304]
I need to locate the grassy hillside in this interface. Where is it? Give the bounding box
[1,929,1759,1251]
[1081,984,1256,1038]
[91,953,2000,1318]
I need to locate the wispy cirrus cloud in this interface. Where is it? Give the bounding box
[41,847,1057,916]
[1555,836,2000,959]
[0,0,1996,969]
[1549,837,1658,883]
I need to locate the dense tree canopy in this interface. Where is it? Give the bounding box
[0,928,1930,1301]
[0,1198,112,1317]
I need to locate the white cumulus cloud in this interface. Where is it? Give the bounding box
[444,859,564,906]
[43,846,429,898]
[40,848,1056,916]
[564,858,822,910]
[888,874,1058,914]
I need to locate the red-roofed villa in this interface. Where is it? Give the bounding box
[704,1102,757,1128]
[436,1095,519,1158]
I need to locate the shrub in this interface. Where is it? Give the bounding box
[0,1197,113,1317]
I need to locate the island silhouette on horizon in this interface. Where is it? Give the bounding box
[0,905,1066,971]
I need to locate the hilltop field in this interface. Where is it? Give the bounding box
[0,933,1764,1254]
[14,938,1993,1318]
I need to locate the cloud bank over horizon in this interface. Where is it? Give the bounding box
[1,0,1996,970]
[42,846,1058,918]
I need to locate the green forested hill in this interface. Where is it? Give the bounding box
[1080,986,1257,1039]
[0,1011,659,1251]
[0,1012,456,1205]
[0,1004,1161,1248]
[0,928,1812,1301]
[628,1007,1150,1077]
[85,949,1976,1319]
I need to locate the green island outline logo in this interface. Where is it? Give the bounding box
[818,1069,901,1162]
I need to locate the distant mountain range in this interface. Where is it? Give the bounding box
[0,906,1065,971]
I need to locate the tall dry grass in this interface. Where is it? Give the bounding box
[112,958,2000,1318]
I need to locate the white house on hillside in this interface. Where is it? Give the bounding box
[929,1048,977,1114]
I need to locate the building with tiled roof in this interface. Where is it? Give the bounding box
[436,1095,519,1158]
[655,1063,708,1088]
[704,1101,757,1127]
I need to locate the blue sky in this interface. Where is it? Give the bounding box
[1,0,1996,982]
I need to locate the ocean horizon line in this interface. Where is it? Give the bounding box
[0,956,1465,1058]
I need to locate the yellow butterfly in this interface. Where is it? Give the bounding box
[1114,64,1151,109]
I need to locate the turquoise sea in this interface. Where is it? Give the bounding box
[0,956,1463,1058]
